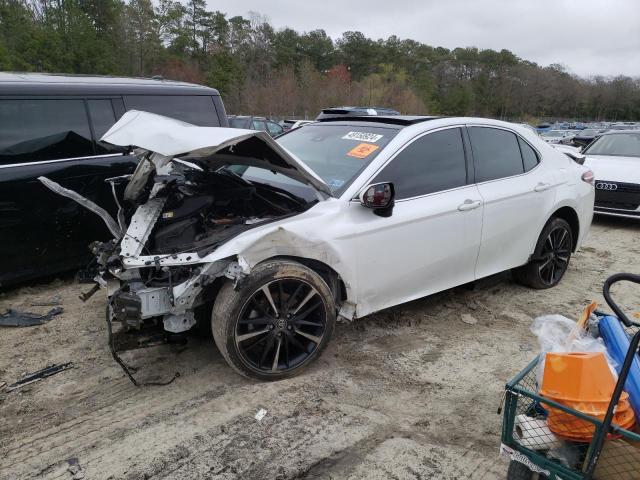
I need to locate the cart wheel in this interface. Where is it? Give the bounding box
[507,460,539,480]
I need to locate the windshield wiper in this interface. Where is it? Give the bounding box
[253,181,309,208]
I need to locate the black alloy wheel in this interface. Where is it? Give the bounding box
[235,279,327,373]
[513,217,574,290]
[211,260,336,380]
[537,224,572,286]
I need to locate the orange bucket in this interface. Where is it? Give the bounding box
[541,352,636,441]
[540,352,616,402]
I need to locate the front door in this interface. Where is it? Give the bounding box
[343,127,484,315]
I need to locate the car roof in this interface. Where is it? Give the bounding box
[0,72,220,96]
[316,115,440,127]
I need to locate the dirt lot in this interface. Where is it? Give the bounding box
[0,216,638,480]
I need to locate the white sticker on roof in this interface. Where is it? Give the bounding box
[342,131,384,143]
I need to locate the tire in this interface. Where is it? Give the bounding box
[513,217,573,289]
[211,260,336,381]
[506,460,539,480]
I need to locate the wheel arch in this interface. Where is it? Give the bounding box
[257,255,348,308]
[549,206,580,251]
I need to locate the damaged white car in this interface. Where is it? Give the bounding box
[40,110,595,380]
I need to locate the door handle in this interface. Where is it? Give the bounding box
[458,199,482,211]
[534,182,552,192]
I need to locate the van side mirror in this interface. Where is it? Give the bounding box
[359,182,395,217]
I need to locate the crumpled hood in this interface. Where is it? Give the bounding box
[584,155,640,183]
[101,110,332,196]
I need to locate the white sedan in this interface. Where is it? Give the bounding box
[582,130,640,219]
[41,111,595,380]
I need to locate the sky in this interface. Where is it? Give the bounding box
[206,0,640,78]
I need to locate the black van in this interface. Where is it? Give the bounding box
[0,73,228,287]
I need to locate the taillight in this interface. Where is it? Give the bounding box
[581,170,595,185]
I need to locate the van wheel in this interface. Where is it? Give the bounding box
[211,260,335,380]
[513,217,573,289]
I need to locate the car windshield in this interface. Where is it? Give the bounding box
[276,123,399,194]
[583,133,640,157]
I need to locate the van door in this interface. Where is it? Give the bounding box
[0,97,137,286]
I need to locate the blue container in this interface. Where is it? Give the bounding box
[599,314,640,417]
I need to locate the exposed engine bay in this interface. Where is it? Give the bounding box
[146,161,308,256]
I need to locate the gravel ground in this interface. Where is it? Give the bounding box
[0,216,638,480]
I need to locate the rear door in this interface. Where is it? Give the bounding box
[469,126,558,279]
[347,126,484,312]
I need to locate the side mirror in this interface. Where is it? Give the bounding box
[359,182,395,217]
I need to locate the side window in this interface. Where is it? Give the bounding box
[267,121,283,136]
[518,137,539,172]
[123,95,220,126]
[251,120,267,131]
[373,128,467,200]
[0,99,93,165]
[468,127,524,182]
[88,99,128,155]
[87,99,116,139]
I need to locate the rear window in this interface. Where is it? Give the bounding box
[123,95,219,126]
[0,99,93,165]
[277,123,399,193]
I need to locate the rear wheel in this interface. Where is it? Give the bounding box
[211,260,335,380]
[513,217,573,289]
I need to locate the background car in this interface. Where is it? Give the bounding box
[583,130,640,218]
[228,115,284,137]
[540,129,575,144]
[573,128,601,147]
[0,73,228,287]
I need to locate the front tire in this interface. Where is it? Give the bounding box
[211,260,336,380]
[513,217,573,289]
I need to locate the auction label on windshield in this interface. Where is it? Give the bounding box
[347,143,380,159]
[342,131,384,142]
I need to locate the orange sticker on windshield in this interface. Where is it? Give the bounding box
[347,143,379,159]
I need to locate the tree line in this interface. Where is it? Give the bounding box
[1,0,639,121]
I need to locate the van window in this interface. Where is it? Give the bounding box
[123,95,220,126]
[0,99,93,165]
[88,99,116,139]
[87,99,126,155]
